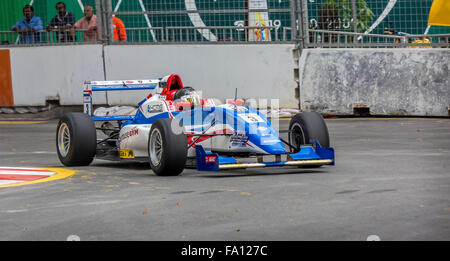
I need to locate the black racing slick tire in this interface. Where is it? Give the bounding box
[148,118,187,176]
[288,112,330,152]
[56,113,97,166]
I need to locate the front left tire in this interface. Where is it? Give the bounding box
[148,118,187,176]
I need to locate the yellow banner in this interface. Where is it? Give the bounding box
[428,0,450,26]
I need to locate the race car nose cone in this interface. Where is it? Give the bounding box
[255,136,286,155]
[263,142,286,155]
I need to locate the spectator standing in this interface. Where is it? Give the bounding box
[11,5,43,44]
[72,5,98,42]
[112,16,127,43]
[46,2,75,43]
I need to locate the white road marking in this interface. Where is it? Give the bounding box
[0,170,54,175]
[0,180,22,186]
[0,167,52,170]
[0,167,56,185]
[0,151,56,155]
[4,209,29,213]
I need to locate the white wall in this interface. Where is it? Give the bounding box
[7,44,298,108]
[9,45,106,106]
[104,44,299,107]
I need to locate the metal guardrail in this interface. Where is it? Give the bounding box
[4,27,447,48]
[164,26,280,43]
[403,34,450,48]
[2,29,449,47]
[124,27,164,43]
[0,29,93,46]
[306,29,450,48]
[114,26,287,44]
[2,26,288,46]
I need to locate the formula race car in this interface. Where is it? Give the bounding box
[56,74,334,176]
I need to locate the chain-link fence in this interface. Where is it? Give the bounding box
[0,0,448,47]
[0,0,296,45]
[303,0,450,47]
[109,0,296,43]
[0,0,99,45]
[306,0,434,35]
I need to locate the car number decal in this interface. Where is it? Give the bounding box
[239,113,264,123]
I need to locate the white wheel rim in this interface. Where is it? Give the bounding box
[58,123,70,157]
[149,128,163,166]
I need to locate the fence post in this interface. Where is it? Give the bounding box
[301,0,309,45]
[352,0,358,43]
[95,0,103,43]
[104,0,114,44]
[294,0,304,47]
[289,0,297,41]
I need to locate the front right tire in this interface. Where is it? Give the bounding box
[288,112,330,168]
[288,111,330,152]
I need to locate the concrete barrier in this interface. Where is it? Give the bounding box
[7,45,106,106]
[104,44,298,107]
[299,49,450,116]
[4,44,298,108]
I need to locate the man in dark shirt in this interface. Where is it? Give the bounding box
[46,2,75,43]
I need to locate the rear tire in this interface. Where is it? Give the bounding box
[56,113,97,166]
[148,118,187,176]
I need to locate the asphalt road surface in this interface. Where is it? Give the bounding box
[0,118,449,240]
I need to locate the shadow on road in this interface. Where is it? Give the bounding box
[50,161,332,179]
[195,168,329,178]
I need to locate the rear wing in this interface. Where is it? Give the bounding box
[83,79,161,121]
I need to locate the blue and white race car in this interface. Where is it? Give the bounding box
[56,74,334,176]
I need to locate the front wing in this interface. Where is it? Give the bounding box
[195,140,335,171]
